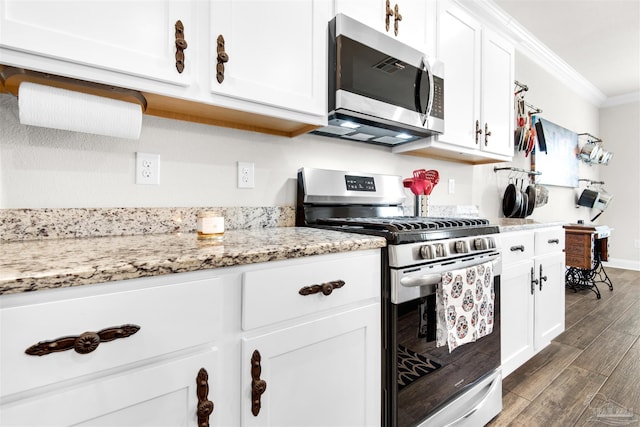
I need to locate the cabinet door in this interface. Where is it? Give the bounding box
[335,0,435,56]
[436,0,481,149]
[0,0,193,86]
[0,350,219,427]
[241,303,380,427]
[500,260,535,378]
[481,29,515,157]
[534,252,566,349]
[209,0,329,117]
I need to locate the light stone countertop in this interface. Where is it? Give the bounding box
[0,228,386,296]
[490,218,567,232]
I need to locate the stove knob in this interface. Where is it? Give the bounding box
[435,243,446,257]
[420,245,435,259]
[474,238,488,250]
[454,240,469,253]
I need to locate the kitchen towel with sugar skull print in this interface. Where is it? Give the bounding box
[436,261,494,352]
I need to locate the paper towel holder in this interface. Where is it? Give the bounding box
[0,65,147,110]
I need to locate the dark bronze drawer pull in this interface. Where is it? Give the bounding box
[196,368,214,426]
[510,245,525,252]
[548,238,560,244]
[251,350,267,416]
[216,35,229,83]
[175,20,188,73]
[299,280,345,296]
[25,324,140,356]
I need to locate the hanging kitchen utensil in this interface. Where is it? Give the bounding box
[534,120,547,153]
[525,181,536,216]
[502,177,521,218]
[534,184,548,207]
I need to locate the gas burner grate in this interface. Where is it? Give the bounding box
[315,217,489,233]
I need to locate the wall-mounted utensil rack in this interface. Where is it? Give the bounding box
[577,133,612,165]
[578,179,604,185]
[494,166,542,176]
[578,133,602,143]
[514,81,543,114]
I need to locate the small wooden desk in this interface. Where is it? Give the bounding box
[564,224,613,299]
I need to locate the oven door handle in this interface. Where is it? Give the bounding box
[399,273,441,288]
[400,255,501,289]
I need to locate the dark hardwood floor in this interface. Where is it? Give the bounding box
[488,267,640,426]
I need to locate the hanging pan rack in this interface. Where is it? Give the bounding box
[494,166,541,176]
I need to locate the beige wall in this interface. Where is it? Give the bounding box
[599,101,640,268]
[1,51,637,268]
[473,52,601,224]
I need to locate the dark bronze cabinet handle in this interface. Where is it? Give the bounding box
[25,324,140,356]
[539,264,547,291]
[385,0,394,32]
[510,245,525,252]
[175,20,188,73]
[475,120,483,144]
[299,280,345,296]
[216,35,229,84]
[484,123,492,146]
[548,239,560,244]
[196,368,214,427]
[251,350,267,417]
[530,266,538,295]
[393,3,402,36]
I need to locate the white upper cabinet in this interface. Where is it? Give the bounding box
[0,0,193,86]
[481,28,515,157]
[0,0,330,135]
[393,0,514,164]
[334,0,436,56]
[209,0,329,117]
[436,0,514,159]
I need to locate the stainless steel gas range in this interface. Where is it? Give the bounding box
[296,167,503,427]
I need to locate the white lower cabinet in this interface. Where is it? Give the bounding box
[0,350,219,427]
[241,304,380,427]
[500,227,565,377]
[0,249,381,426]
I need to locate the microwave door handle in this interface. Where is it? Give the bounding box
[414,56,434,125]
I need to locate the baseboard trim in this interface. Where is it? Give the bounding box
[603,258,640,271]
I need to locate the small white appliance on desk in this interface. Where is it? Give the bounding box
[296,167,503,427]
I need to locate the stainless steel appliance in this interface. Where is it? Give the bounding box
[297,167,502,427]
[311,14,444,146]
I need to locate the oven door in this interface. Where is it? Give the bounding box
[387,256,501,427]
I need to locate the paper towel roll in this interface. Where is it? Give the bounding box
[18,82,142,139]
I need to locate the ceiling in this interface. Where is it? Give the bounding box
[492,0,640,101]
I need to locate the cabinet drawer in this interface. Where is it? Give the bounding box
[501,231,535,265]
[534,227,565,256]
[242,251,380,330]
[1,277,221,397]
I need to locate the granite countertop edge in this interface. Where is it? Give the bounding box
[0,228,387,296]
[490,218,567,232]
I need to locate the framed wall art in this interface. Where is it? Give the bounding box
[532,117,579,188]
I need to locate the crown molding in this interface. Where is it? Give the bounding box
[457,0,608,107]
[601,91,640,108]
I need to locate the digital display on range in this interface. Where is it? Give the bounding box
[345,175,376,192]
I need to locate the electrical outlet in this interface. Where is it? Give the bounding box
[237,161,255,188]
[448,178,455,194]
[136,152,160,185]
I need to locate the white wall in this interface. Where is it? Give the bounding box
[3,52,633,269]
[1,92,474,209]
[599,101,640,269]
[473,52,601,223]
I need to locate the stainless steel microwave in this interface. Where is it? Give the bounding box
[311,14,444,146]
